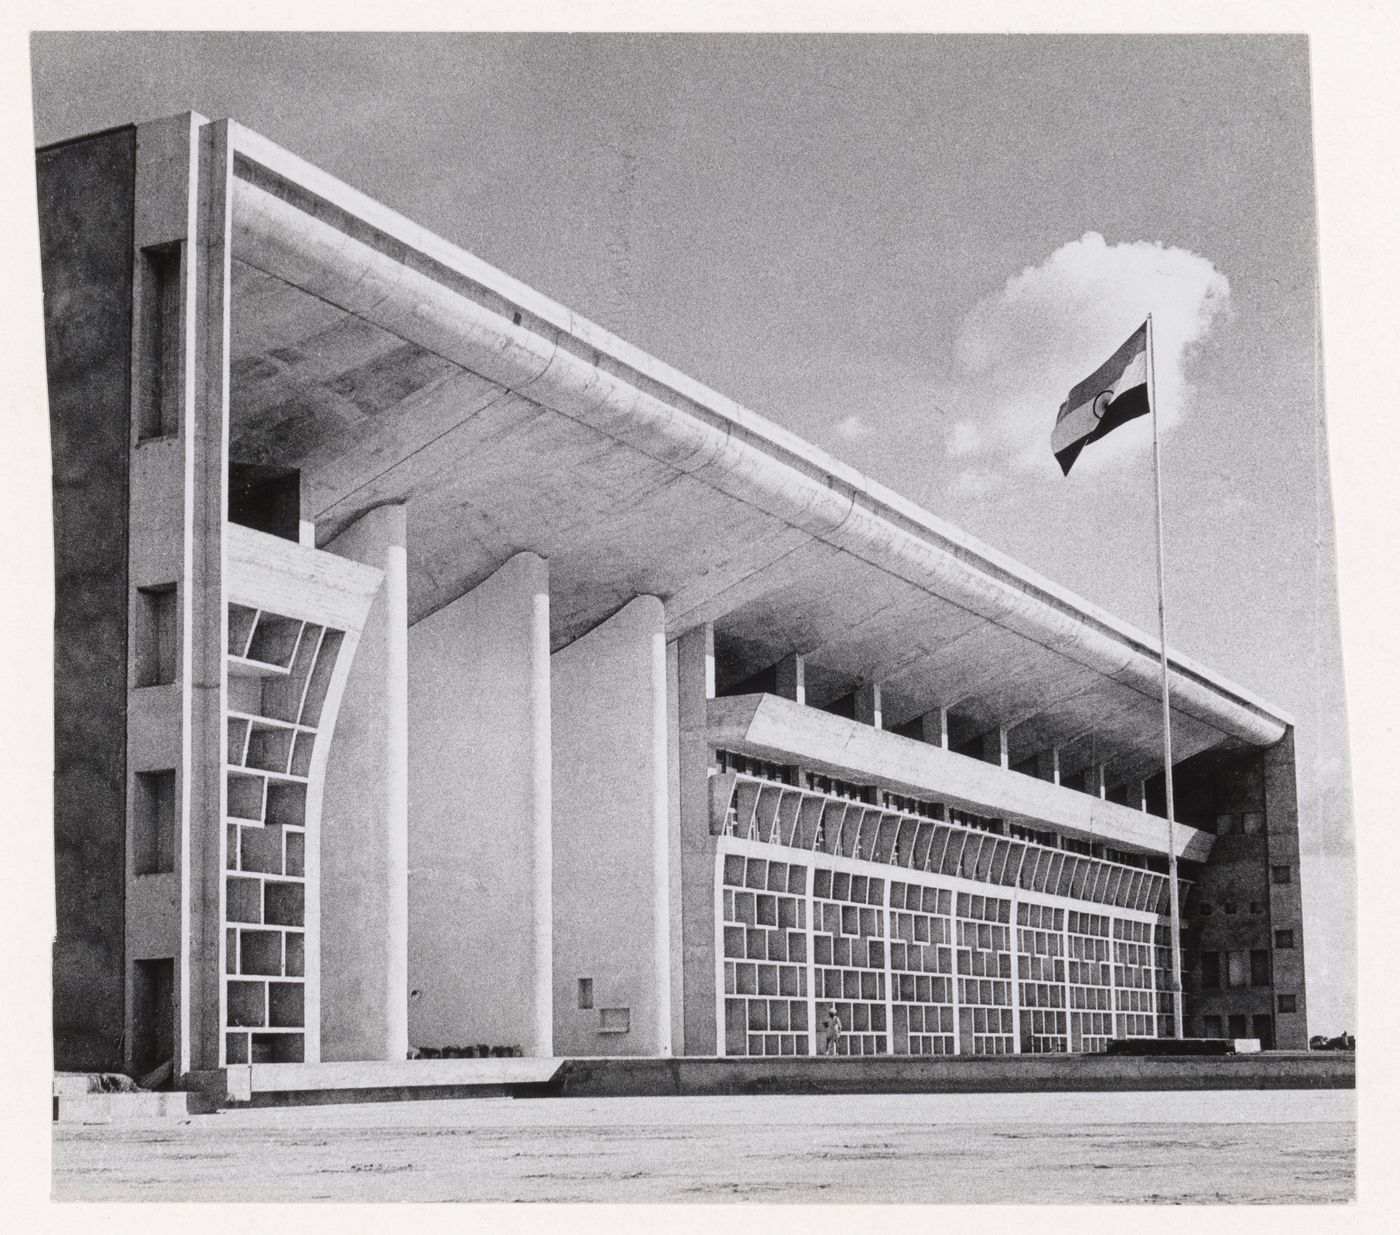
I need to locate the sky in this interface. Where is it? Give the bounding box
[26,31,1354,1031]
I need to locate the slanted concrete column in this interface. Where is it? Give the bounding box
[982,727,1009,769]
[919,708,949,749]
[775,653,805,706]
[1036,748,1061,785]
[854,682,883,729]
[675,623,715,1055]
[320,504,409,1061]
[552,597,671,1055]
[407,553,552,1056]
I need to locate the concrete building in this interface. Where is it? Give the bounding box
[39,114,1308,1088]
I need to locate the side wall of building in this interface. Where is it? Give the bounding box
[1264,730,1308,1047]
[1184,731,1308,1048]
[39,129,137,1072]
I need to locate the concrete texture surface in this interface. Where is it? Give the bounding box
[407,553,553,1056]
[51,1088,1354,1203]
[552,596,672,1056]
[40,125,136,1075]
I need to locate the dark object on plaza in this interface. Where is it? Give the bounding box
[408,1043,527,1060]
[1310,1032,1355,1051]
[1104,1037,1235,1056]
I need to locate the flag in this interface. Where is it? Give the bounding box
[1051,323,1150,475]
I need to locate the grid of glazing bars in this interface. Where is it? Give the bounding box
[1017,901,1067,1052]
[888,881,956,1055]
[956,891,1015,1054]
[1154,921,1177,1037]
[1113,918,1158,1038]
[1067,910,1114,1053]
[720,854,810,1057]
[716,831,1171,1058]
[811,867,887,1055]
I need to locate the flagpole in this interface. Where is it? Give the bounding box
[1146,313,1186,1039]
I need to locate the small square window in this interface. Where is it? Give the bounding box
[1203,1015,1224,1039]
[1249,901,1263,915]
[577,978,593,1010]
[1215,813,1235,835]
[1278,994,1297,1014]
[1242,812,1265,835]
[1271,865,1292,885]
[1200,902,1214,916]
[599,1007,631,1034]
[1275,929,1295,949]
[1224,902,1237,916]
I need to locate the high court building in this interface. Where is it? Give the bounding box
[39,114,1309,1089]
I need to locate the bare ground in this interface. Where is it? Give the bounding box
[51,1087,1355,1204]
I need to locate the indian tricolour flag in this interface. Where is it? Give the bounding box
[1051,323,1150,475]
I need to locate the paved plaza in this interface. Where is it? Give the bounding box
[52,1087,1354,1204]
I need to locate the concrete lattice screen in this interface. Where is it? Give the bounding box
[224,602,345,1066]
[716,772,1175,1059]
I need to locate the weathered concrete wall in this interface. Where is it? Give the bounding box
[549,1051,1354,1099]
[1181,739,1308,1049]
[407,553,552,1055]
[552,597,671,1056]
[1264,730,1309,1048]
[320,505,409,1061]
[39,128,137,1072]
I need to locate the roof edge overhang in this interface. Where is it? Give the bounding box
[219,119,1292,750]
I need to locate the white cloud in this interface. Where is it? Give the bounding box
[832,414,873,441]
[946,420,983,457]
[950,467,1005,500]
[937,232,1231,476]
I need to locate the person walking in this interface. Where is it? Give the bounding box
[821,1006,843,1056]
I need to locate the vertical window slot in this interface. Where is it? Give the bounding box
[133,769,176,875]
[135,583,177,686]
[137,243,183,441]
